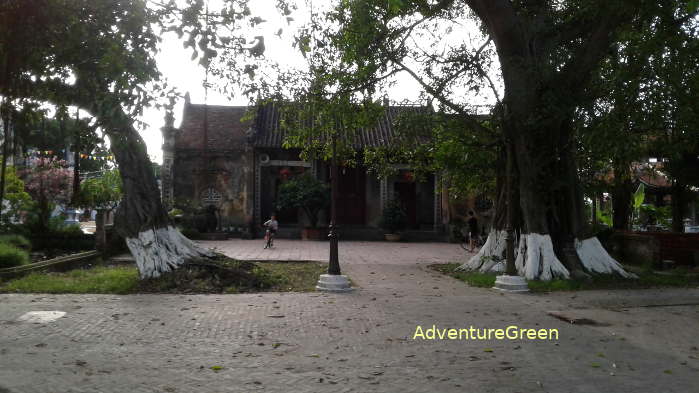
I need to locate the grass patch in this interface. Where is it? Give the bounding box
[0,266,139,294]
[255,261,328,292]
[0,260,328,294]
[430,263,699,292]
[429,263,496,288]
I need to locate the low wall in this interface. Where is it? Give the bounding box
[607,232,660,266]
[607,231,699,266]
[642,232,699,266]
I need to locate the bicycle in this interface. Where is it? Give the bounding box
[263,227,275,249]
[458,228,484,252]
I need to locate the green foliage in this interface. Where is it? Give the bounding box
[0,234,30,250]
[637,204,672,228]
[0,242,30,268]
[168,208,184,217]
[363,111,499,199]
[379,199,408,233]
[276,174,329,228]
[0,166,33,225]
[77,170,122,210]
[595,207,613,228]
[578,1,699,217]
[24,217,93,252]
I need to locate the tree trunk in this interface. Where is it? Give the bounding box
[511,121,576,280]
[95,209,106,251]
[93,103,213,278]
[0,106,9,215]
[72,110,80,204]
[459,145,514,273]
[611,162,632,230]
[460,111,633,280]
[671,180,686,233]
[457,0,638,280]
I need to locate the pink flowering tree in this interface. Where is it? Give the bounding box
[22,157,73,231]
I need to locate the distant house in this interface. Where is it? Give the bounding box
[161,96,451,240]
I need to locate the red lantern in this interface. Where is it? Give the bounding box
[403,171,415,182]
[279,167,292,180]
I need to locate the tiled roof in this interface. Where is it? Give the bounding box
[175,104,250,151]
[637,170,672,189]
[251,102,432,148]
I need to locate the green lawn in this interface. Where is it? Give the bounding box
[0,266,139,294]
[0,261,329,294]
[430,263,699,292]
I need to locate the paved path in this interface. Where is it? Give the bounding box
[0,240,698,393]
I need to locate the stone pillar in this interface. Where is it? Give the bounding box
[160,112,176,210]
[433,173,442,231]
[380,177,388,213]
[254,154,262,225]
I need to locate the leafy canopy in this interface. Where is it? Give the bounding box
[276,174,329,228]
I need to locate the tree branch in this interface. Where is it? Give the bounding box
[463,0,526,60]
[390,57,491,135]
[558,4,635,100]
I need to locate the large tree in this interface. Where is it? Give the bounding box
[311,1,697,279]
[0,0,213,277]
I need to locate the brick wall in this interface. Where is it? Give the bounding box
[640,232,699,265]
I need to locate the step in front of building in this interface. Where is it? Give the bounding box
[268,226,447,242]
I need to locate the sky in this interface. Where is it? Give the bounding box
[138,0,498,164]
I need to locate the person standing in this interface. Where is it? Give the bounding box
[467,210,479,252]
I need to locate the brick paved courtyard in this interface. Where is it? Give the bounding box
[1,240,698,392]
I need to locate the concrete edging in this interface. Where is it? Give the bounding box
[0,250,101,278]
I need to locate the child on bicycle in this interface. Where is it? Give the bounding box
[263,215,278,248]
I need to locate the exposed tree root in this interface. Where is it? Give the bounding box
[575,237,637,278]
[515,233,570,280]
[126,225,215,279]
[458,230,508,273]
[137,256,274,293]
[459,230,636,281]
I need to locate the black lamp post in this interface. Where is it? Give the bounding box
[315,132,351,292]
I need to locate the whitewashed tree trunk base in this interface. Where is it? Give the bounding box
[458,230,508,272]
[126,225,215,279]
[515,233,570,281]
[458,231,635,281]
[575,237,636,278]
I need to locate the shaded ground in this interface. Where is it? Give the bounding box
[0,240,697,393]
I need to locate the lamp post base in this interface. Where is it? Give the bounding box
[493,275,529,293]
[316,274,352,293]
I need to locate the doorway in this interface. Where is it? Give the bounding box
[336,166,366,225]
[394,182,417,229]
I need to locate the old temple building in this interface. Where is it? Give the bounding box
[160,95,465,240]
